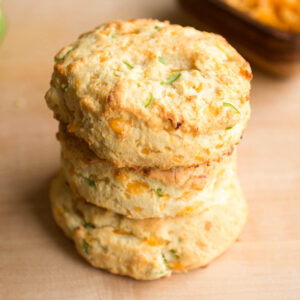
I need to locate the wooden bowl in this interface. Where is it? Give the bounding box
[178,0,300,76]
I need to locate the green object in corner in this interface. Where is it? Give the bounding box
[0,7,5,43]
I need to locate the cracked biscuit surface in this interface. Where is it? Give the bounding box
[59,126,237,218]
[46,19,251,169]
[50,172,247,280]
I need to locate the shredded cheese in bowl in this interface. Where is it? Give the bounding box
[224,0,300,33]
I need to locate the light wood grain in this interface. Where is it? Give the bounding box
[0,0,299,299]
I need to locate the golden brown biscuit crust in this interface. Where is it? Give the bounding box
[51,172,247,280]
[59,126,237,218]
[46,19,251,169]
[58,124,233,189]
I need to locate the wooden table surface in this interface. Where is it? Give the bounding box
[0,0,299,299]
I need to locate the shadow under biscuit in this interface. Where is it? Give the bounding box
[24,171,146,282]
[25,172,88,267]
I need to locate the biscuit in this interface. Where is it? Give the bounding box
[50,172,247,280]
[59,126,237,218]
[45,19,251,169]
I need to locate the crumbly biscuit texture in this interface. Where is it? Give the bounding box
[58,125,226,190]
[59,127,237,218]
[46,19,251,169]
[50,172,247,280]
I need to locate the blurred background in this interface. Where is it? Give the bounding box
[0,1,299,299]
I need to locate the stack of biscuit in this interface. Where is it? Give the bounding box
[45,19,252,280]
